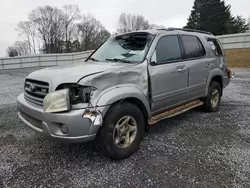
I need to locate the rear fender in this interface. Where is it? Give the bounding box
[205,69,224,96]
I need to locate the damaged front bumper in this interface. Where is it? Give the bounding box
[17,93,104,143]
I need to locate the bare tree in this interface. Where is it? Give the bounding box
[62,5,81,52]
[6,47,18,57]
[150,24,166,29]
[16,21,37,54]
[248,17,250,31]
[117,13,151,33]
[6,41,30,57]
[11,5,112,54]
[14,41,30,55]
[29,6,65,53]
[77,14,111,51]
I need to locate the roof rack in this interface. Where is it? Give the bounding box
[157,28,213,35]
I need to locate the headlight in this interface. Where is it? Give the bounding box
[69,86,97,104]
[43,89,70,113]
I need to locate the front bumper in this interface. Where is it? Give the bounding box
[17,93,103,143]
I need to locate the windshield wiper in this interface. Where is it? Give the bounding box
[89,57,99,62]
[105,58,132,64]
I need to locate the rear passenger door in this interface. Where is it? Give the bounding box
[149,35,189,114]
[180,35,209,99]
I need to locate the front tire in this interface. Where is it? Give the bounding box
[98,102,145,160]
[202,81,222,112]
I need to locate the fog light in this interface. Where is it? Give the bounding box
[61,124,69,134]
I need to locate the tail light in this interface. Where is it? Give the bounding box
[227,68,235,78]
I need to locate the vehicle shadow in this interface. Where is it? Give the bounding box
[44,108,203,161]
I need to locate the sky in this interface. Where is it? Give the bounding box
[0,0,249,57]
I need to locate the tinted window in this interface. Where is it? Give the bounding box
[181,35,206,59]
[207,38,223,56]
[156,35,182,63]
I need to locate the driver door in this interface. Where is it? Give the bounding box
[148,35,189,114]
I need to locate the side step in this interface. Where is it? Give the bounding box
[148,100,204,125]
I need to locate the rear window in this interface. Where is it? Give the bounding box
[207,38,223,56]
[181,35,206,59]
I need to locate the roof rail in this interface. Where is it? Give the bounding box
[157,28,213,35]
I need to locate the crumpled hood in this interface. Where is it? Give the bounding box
[26,61,134,90]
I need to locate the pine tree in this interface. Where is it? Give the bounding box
[230,16,250,33]
[185,0,249,35]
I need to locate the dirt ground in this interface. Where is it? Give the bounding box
[0,68,249,188]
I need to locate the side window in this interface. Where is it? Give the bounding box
[155,35,182,63]
[181,35,206,59]
[207,38,223,56]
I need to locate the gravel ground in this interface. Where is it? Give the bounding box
[0,68,249,188]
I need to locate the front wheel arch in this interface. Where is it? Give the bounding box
[95,87,151,120]
[108,97,150,131]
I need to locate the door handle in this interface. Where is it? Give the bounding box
[206,63,211,68]
[178,68,187,73]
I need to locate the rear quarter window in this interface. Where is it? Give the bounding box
[207,38,223,56]
[181,35,206,59]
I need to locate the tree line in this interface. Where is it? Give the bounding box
[7,1,250,57]
[7,5,111,57]
[7,6,163,57]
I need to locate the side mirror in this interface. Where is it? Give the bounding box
[150,61,157,66]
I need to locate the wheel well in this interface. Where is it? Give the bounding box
[211,75,223,95]
[111,97,149,130]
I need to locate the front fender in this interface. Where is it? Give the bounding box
[94,86,151,118]
[205,68,224,96]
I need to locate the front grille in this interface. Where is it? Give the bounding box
[24,79,49,106]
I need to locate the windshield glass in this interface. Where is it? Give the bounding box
[88,32,154,63]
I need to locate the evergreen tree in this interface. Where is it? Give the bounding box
[230,16,250,33]
[185,0,249,35]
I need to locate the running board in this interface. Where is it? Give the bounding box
[148,100,204,125]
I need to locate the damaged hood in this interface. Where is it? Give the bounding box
[26,61,135,89]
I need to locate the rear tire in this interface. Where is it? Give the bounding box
[97,102,145,160]
[202,81,222,112]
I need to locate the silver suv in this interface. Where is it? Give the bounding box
[17,28,233,160]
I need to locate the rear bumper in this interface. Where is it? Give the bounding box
[17,93,103,143]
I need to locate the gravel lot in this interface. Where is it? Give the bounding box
[0,68,249,188]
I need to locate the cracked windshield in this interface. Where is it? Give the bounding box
[89,33,153,63]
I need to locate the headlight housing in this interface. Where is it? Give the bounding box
[43,89,70,113]
[56,84,97,105]
[69,86,97,104]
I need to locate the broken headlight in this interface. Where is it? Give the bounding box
[43,89,70,113]
[69,86,97,105]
